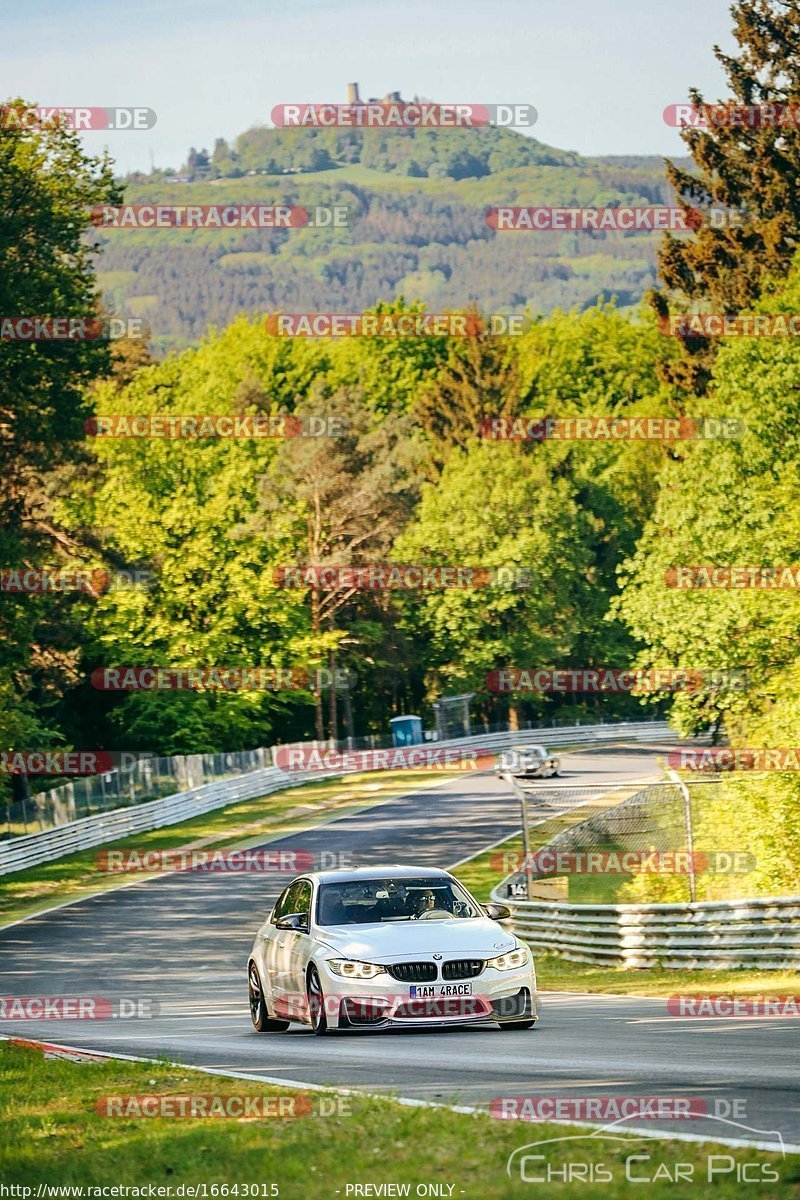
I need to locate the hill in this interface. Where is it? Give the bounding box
[98,122,687,354]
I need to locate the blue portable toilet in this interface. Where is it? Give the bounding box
[390,715,423,747]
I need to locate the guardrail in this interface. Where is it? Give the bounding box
[0,767,325,878]
[491,891,800,970]
[0,719,675,877]
[3,747,274,839]
[491,772,800,970]
[411,719,673,756]
[492,771,798,972]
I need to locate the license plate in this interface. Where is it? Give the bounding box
[409,983,473,998]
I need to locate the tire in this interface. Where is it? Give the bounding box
[307,964,329,1036]
[497,990,536,1030]
[248,962,289,1032]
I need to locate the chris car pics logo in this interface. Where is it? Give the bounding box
[505,1114,785,1184]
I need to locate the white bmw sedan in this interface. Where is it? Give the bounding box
[247,865,538,1035]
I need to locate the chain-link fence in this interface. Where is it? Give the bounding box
[3,711,646,841]
[1,748,271,839]
[498,773,752,905]
[280,710,632,755]
[494,773,800,967]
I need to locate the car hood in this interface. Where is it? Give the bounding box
[313,918,517,961]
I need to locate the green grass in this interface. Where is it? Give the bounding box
[0,769,460,928]
[533,955,800,997]
[1,1043,793,1197]
[452,832,525,903]
[451,784,629,904]
[565,840,638,904]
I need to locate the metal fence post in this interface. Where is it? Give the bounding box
[520,785,535,901]
[501,772,535,900]
[668,768,696,903]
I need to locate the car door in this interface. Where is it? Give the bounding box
[284,879,315,1015]
[263,879,304,1014]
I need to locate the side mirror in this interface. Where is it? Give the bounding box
[485,902,512,921]
[276,912,309,932]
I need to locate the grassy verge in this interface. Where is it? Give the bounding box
[452,831,523,902]
[1,1042,792,1198]
[0,769,460,928]
[533,955,800,998]
[450,781,625,905]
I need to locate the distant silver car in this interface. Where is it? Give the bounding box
[496,744,560,779]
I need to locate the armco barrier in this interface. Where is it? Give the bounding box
[492,886,800,970]
[0,720,674,876]
[0,767,305,877]
[283,719,674,769]
[491,771,800,970]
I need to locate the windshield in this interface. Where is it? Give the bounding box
[316,876,482,926]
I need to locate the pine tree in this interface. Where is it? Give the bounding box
[654,0,800,390]
[413,321,522,468]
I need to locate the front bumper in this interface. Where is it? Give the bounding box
[519,762,558,778]
[318,959,538,1030]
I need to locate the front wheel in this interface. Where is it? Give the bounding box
[248,962,289,1032]
[307,964,329,1036]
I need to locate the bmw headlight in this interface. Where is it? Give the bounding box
[486,946,530,971]
[327,959,387,979]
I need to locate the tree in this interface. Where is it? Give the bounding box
[413,319,522,468]
[254,388,424,738]
[394,442,596,725]
[325,299,451,416]
[212,137,230,164]
[615,256,800,738]
[0,100,119,781]
[186,146,210,176]
[654,0,800,389]
[63,318,326,753]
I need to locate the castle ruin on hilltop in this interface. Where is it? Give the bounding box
[345,83,415,106]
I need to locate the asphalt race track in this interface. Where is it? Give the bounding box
[1,746,798,1153]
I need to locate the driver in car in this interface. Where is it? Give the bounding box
[411,887,452,918]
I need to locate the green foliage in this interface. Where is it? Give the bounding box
[0,101,120,778]
[393,442,595,703]
[221,123,575,181]
[59,320,328,751]
[102,155,676,354]
[660,0,800,312]
[615,257,800,736]
[43,299,681,751]
[614,260,800,900]
[653,0,800,390]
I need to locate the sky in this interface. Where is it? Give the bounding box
[2,0,738,175]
